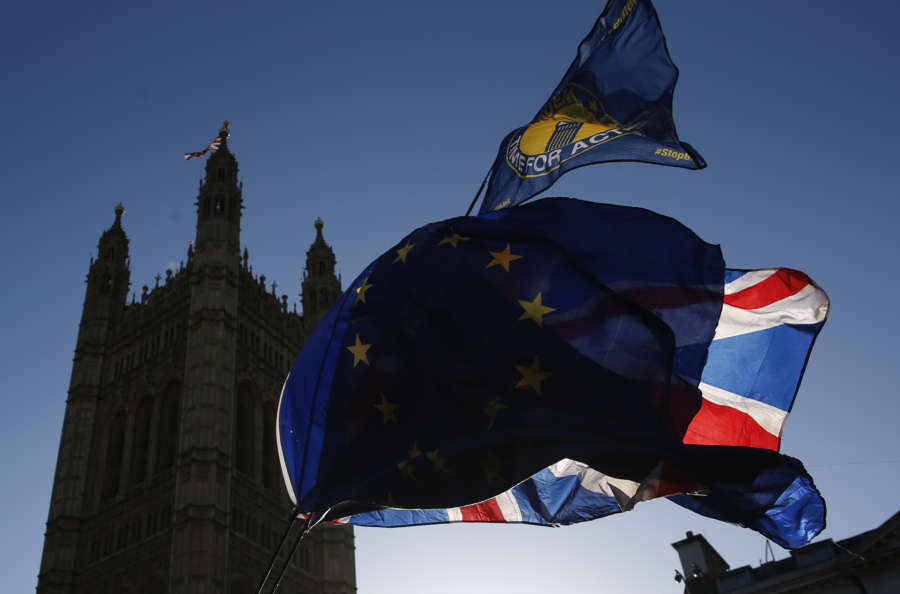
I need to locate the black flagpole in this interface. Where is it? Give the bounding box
[255,506,306,594]
[268,520,311,593]
[465,167,492,216]
[269,507,334,593]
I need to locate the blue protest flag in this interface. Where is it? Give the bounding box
[479,0,704,214]
[277,198,826,547]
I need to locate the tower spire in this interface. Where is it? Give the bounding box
[38,203,131,593]
[302,218,341,324]
[217,119,231,151]
[194,121,242,258]
[83,203,131,318]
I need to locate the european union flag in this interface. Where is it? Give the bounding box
[277,198,824,547]
[480,0,705,213]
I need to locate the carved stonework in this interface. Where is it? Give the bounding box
[38,128,355,594]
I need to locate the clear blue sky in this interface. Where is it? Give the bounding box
[3,1,899,592]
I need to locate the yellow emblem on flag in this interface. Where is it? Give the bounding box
[518,83,620,155]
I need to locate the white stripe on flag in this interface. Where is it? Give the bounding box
[724,269,777,295]
[698,381,788,437]
[494,490,523,522]
[713,284,829,340]
[446,507,462,522]
[548,458,640,499]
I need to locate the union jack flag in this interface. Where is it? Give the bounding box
[184,135,225,160]
[685,268,828,450]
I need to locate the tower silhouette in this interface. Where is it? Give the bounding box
[37,124,356,594]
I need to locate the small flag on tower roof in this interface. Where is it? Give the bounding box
[184,120,230,160]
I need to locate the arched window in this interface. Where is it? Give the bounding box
[102,411,127,500]
[217,167,225,181]
[262,401,278,491]
[215,193,225,215]
[319,287,329,308]
[129,397,153,486]
[235,384,255,477]
[155,382,180,473]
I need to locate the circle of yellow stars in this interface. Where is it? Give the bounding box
[347,229,563,486]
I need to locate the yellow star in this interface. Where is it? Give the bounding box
[426,450,450,474]
[437,228,471,248]
[515,355,551,395]
[346,334,371,367]
[393,240,415,263]
[407,441,422,459]
[354,278,373,305]
[374,393,397,424]
[483,399,508,430]
[486,243,523,272]
[397,460,416,481]
[518,292,556,327]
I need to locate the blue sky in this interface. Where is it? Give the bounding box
[2,1,899,592]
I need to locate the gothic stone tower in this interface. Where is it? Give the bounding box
[37,124,356,594]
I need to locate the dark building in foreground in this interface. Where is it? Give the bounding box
[672,511,900,593]
[37,125,355,593]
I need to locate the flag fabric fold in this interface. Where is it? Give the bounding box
[340,450,823,549]
[277,197,827,548]
[334,263,829,548]
[338,459,625,527]
[480,0,704,213]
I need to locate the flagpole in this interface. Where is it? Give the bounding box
[254,506,306,594]
[465,167,492,216]
[269,507,334,593]
[268,522,311,593]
